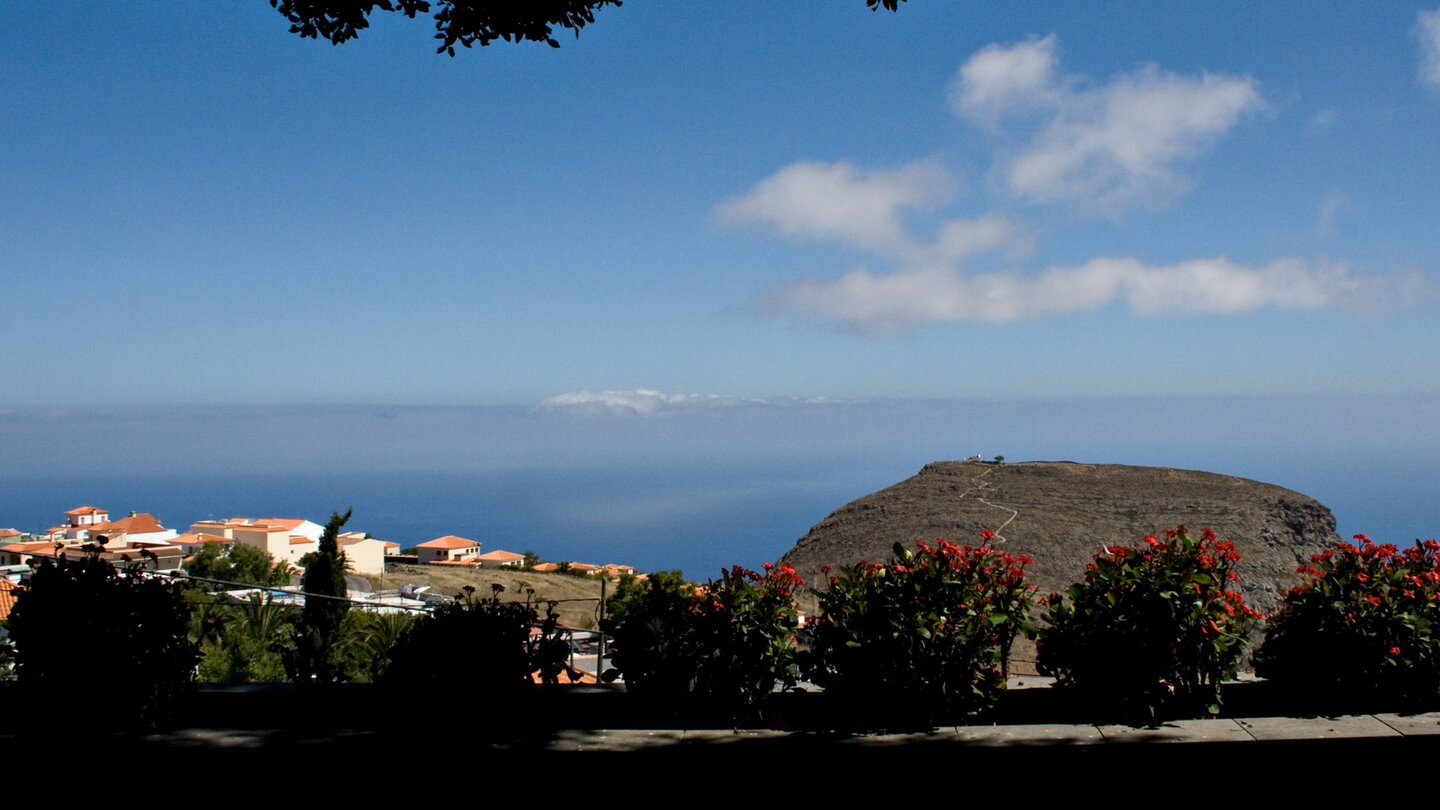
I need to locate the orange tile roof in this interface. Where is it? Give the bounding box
[65,506,106,516]
[263,518,306,531]
[2,541,62,554]
[98,513,166,535]
[0,529,22,539]
[0,580,19,621]
[289,535,313,545]
[476,550,524,562]
[174,532,230,545]
[418,535,478,549]
[532,562,560,572]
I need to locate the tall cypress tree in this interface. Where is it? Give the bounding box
[299,508,352,684]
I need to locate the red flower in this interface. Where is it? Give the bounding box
[1390,646,1402,657]
[980,529,996,541]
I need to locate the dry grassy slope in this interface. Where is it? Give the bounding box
[780,460,1341,618]
[364,565,607,630]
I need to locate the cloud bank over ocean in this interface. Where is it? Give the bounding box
[535,389,841,417]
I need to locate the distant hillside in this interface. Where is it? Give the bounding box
[781,461,1340,619]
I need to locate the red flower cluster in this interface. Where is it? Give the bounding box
[1037,526,1259,719]
[804,531,1035,719]
[1256,534,1440,708]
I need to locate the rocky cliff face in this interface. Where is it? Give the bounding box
[780,461,1340,619]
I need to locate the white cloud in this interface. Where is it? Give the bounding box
[536,389,768,416]
[1419,8,1440,87]
[950,34,1061,120]
[758,257,1368,334]
[716,160,1032,267]
[720,36,1425,336]
[951,36,1262,214]
[713,160,954,255]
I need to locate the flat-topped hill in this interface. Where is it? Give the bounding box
[780,461,1341,619]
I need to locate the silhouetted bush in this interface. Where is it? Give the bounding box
[8,554,198,730]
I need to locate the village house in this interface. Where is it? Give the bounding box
[8,506,186,569]
[49,507,178,548]
[170,532,235,556]
[188,518,322,567]
[475,549,525,569]
[416,535,481,565]
[337,532,388,576]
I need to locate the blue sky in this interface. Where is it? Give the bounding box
[3,4,1440,566]
[5,2,1439,406]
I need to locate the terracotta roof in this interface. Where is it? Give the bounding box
[263,518,305,531]
[476,550,525,562]
[0,529,22,539]
[532,562,559,572]
[174,532,230,545]
[95,510,167,536]
[418,535,478,549]
[0,580,19,621]
[1,541,62,554]
[289,535,313,545]
[65,506,106,516]
[231,522,287,534]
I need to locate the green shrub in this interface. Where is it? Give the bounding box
[8,554,198,730]
[1254,535,1440,711]
[802,535,1033,723]
[193,592,298,684]
[1037,526,1260,721]
[604,564,802,722]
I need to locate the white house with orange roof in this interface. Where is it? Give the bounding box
[65,506,109,528]
[171,532,235,556]
[417,535,481,565]
[476,549,525,569]
[51,507,177,547]
[89,512,178,547]
[233,521,318,566]
[187,517,323,566]
[51,505,109,542]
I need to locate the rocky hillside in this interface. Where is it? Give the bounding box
[780,460,1340,620]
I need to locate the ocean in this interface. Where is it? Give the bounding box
[3,396,1436,578]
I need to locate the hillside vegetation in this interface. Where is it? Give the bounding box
[364,565,608,630]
